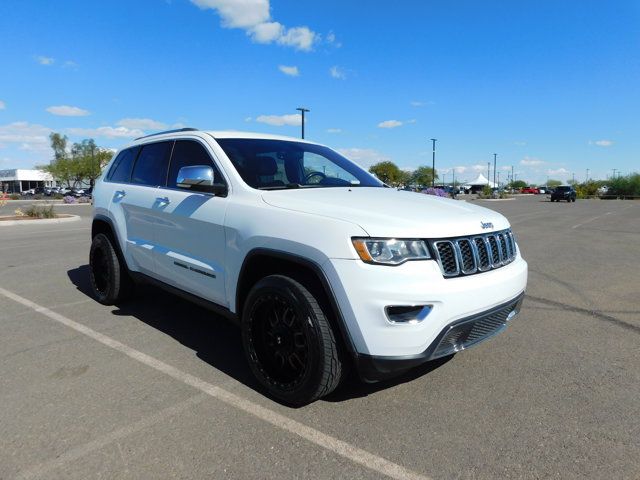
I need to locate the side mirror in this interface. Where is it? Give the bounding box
[176,165,227,196]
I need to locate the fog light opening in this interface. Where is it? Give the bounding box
[386,305,432,324]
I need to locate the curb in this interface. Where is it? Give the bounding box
[0,215,81,227]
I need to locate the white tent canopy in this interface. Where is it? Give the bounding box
[467,173,497,188]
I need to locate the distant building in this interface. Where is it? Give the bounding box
[0,169,55,193]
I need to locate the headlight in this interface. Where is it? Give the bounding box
[351,238,431,265]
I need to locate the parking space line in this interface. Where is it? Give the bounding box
[572,212,612,229]
[16,394,208,480]
[0,287,431,480]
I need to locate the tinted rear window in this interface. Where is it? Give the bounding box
[556,186,571,191]
[131,141,173,187]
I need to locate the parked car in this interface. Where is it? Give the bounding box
[90,128,528,405]
[44,186,56,196]
[520,186,539,194]
[537,187,547,194]
[58,187,72,195]
[21,188,36,196]
[550,185,576,202]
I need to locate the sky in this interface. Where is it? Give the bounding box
[0,0,638,185]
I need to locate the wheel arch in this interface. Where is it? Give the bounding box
[236,248,357,355]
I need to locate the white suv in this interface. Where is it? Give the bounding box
[90,128,528,405]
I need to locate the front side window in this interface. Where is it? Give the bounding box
[131,141,173,187]
[167,140,224,188]
[215,138,383,190]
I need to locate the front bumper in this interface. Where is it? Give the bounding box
[353,292,525,382]
[323,254,528,359]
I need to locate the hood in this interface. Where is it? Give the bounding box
[261,187,510,238]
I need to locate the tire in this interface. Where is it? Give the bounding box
[241,275,343,406]
[89,233,134,305]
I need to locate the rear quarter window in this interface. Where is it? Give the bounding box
[107,146,140,183]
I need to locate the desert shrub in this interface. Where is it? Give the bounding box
[9,193,20,200]
[24,204,56,218]
[53,193,64,199]
[33,194,44,200]
[608,173,640,197]
[78,196,91,204]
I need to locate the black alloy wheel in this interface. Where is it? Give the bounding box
[242,275,343,406]
[89,233,133,305]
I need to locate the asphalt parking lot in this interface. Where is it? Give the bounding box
[1,196,639,479]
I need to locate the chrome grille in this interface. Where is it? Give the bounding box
[430,295,523,360]
[430,229,517,278]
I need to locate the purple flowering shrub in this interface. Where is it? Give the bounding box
[63,195,77,204]
[421,187,448,197]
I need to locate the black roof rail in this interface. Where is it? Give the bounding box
[135,127,199,140]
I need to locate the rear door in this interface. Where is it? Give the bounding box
[108,141,173,275]
[152,139,229,306]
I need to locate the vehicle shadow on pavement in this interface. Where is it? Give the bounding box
[68,265,453,405]
[324,355,453,402]
[67,265,259,391]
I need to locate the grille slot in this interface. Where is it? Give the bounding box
[430,297,522,359]
[434,241,459,276]
[431,229,517,278]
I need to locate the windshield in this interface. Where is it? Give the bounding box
[556,186,571,191]
[215,138,384,190]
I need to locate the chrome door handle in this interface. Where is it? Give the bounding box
[114,190,126,198]
[156,196,170,205]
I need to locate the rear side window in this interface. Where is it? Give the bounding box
[107,146,140,183]
[167,140,224,188]
[131,141,173,187]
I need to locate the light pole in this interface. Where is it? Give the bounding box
[572,172,575,184]
[612,168,617,179]
[430,139,437,188]
[493,153,497,188]
[487,162,490,186]
[586,168,590,182]
[296,107,310,139]
[511,165,514,187]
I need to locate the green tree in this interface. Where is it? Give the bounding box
[49,133,68,163]
[369,161,402,185]
[546,179,562,188]
[509,180,527,189]
[410,166,438,187]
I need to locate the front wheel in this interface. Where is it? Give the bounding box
[241,275,343,406]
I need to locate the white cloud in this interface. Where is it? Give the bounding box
[190,0,318,51]
[191,0,270,28]
[326,128,342,133]
[520,157,544,166]
[46,105,90,117]
[514,141,526,146]
[547,167,570,176]
[117,118,168,130]
[0,121,52,152]
[329,66,346,79]
[255,114,301,127]
[378,120,403,129]
[63,60,79,68]
[278,65,299,76]
[591,139,613,147]
[0,100,5,110]
[36,55,55,65]
[67,126,144,139]
[336,148,392,169]
[277,27,316,50]
[244,116,252,122]
[410,100,433,107]
[326,31,341,47]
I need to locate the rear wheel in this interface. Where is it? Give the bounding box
[241,275,343,406]
[89,233,134,305]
